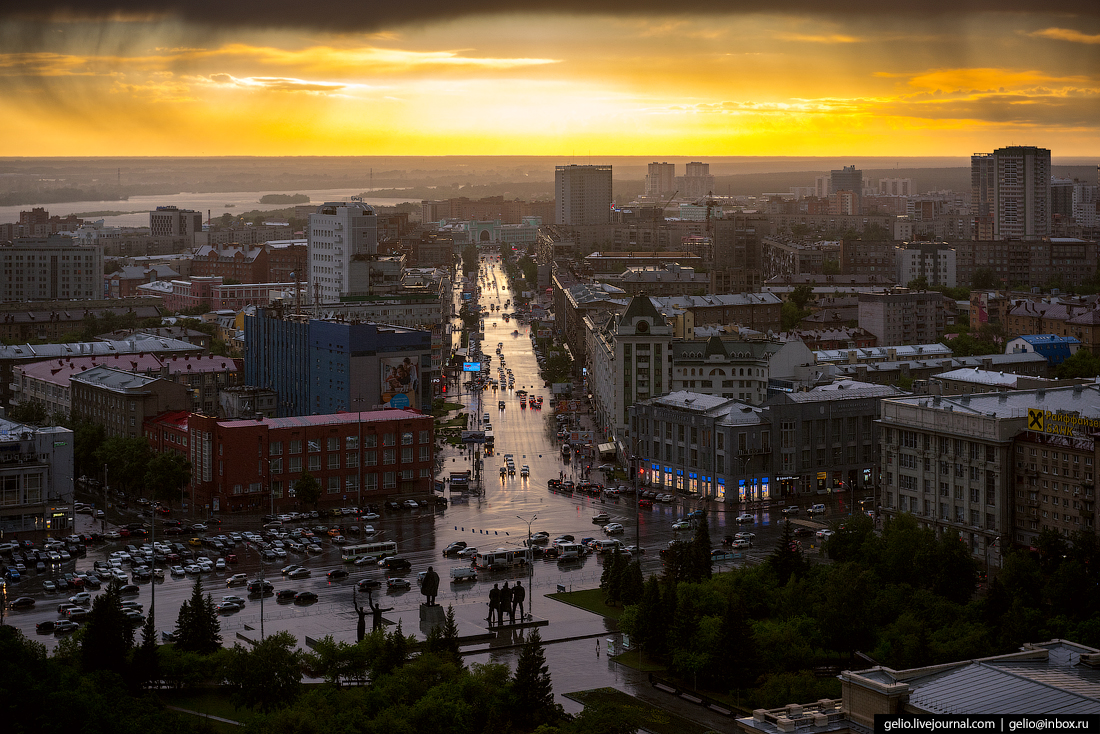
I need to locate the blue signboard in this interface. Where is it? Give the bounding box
[463,362,482,372]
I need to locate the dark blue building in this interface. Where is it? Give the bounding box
[246,307,432,417]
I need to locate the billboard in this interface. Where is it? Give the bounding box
[381,356,420,409]
[463,362,482,372]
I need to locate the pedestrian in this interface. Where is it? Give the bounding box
[499,582,511,626]
[596,638,600,657]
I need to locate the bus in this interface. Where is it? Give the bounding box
[341,540,398,564]
[473,547,533,571]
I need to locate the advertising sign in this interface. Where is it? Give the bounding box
[381,356,420,409]
[1027,408,1100,437]
[537,329,551,339]
[463,362,482,372]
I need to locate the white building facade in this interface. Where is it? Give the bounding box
[308,201,378,303]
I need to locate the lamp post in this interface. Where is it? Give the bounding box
[102,463,108,533]
[248,541,265,640]
[516,513,537,617]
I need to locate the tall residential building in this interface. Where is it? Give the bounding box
[149,206,202,238]
[831,166,863,214]
[972,146,1052,241]
[645,162,676,198]
[858,289,948,346]
[555,165,613,226]
[307,201,378,303]
[0,235,103,302]
[878,178,913,196]
[678,161,715,200]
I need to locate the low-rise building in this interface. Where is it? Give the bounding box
[832,351,1049,385]
[1006,334,1080,365]
[70,365,192,438]
[858,288,949,346]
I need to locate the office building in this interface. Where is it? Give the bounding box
[307,201,379,303]
[878,383,1100,558]
[971,146,1051,240]
[0,418,74,536]
[149,206,203,238]
[555,165,613,226]
[145,409,434,516]
[0,235,103,302]
[245,306,432,417]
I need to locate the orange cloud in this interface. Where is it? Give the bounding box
[1030,28,1100,44]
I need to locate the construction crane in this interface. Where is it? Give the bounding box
[656,189,678,222]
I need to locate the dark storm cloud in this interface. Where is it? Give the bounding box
[4,0,1097,32]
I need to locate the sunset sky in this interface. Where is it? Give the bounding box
[1,1,1098,157]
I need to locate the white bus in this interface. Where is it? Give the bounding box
[473,547,532,570]
[341,540,398,563]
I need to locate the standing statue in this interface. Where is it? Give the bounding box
[512,580,526,622]
[488,583,501,627]
[368,589,390,633]
[353,588,368,641]
[421,566,440,606]
[499,582,511,626]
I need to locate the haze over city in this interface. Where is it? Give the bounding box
[1,1,1098,156]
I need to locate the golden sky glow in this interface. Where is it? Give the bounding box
[0,7,1098,157]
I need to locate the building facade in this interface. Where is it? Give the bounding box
[307,201,379,303]
[149,207,203,238]
[145,410,433,516]
[245,306,433,417]
[70,365,192,438]
[858,289,948,346]
[895,243,957,288]
[0,419,74,536]
[0,235,103,302]
[971,146,1052,241]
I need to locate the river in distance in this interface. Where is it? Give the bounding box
[0,188,416,228]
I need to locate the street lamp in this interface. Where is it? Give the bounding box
[516,513,537,617]
[248,541,266,640]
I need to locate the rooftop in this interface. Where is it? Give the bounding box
[0,335,200,362]
[884,382,1100,420]
[217,409,426,430]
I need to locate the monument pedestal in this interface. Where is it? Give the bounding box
[419,603,446,636]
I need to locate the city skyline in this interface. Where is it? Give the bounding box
[0,2,1098,157]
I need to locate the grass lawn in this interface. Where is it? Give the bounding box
[611,647,666,673]
[564,688,713,734]
[158,690,250,730]
[546,587,625,620]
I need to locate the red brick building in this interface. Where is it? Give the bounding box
[190,242,308,284]
[145,409,434,515]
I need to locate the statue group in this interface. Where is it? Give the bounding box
[486,580,525,626]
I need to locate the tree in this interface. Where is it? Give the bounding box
[81,581,134,675]
[73,421,106,481]
[620,559,645,606]
[130,612,160,690]
[144,451,191,509]
[767,520,810,584]
[461,244,479,274]
[689,513,714,582]
[95,436,152,496]
[789,284,815,311]
[972,268,999,289]
[174,576,222,654]
[1056,350,1100,379]
[781,300,811,331]
[907,275,929,291]
[294,472,321,510]
[510,628,561,729]
[223,631,303,713]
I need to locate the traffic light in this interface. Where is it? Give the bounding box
[441,385,447,393]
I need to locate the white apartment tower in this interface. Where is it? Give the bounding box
[307,201,378,303]
[645,162,676,198]
[555,165,613,226]
[972,146,1051,241]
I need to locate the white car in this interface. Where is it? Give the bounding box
[735,513,754,523]
[816,529,835,540]
[734,532,756,541]
[215,558,226,570]
[604,523,625,534]
[69,592,92,605]
[672,521,692,531]
[171,565,186,576]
